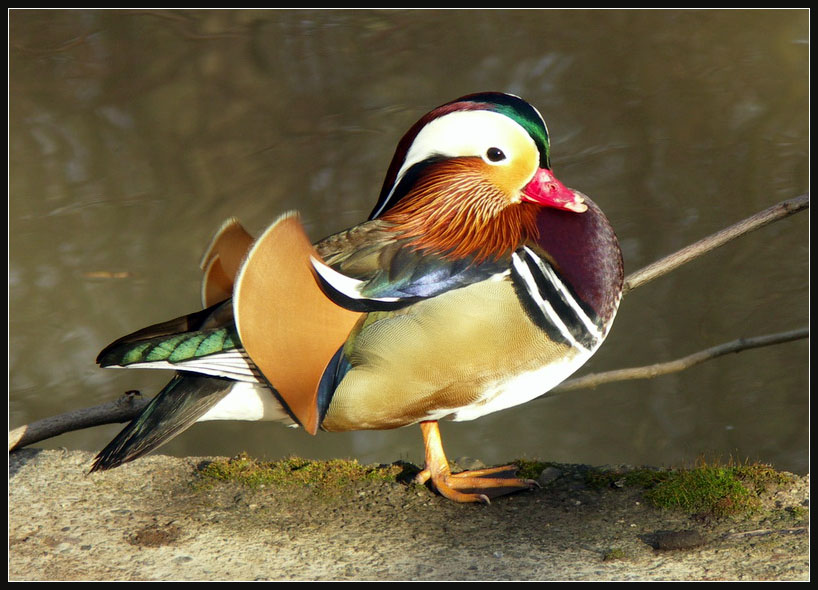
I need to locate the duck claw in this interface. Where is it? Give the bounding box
[416,422,537,504]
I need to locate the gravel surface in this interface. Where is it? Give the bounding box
[8,448,809,581]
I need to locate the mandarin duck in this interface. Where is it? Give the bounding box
[91,92,623,504]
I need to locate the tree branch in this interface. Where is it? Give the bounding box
[623,194,808,293]
[8,392,149,452]
[544,327,808,397]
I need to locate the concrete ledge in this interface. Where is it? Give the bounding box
[9,448,809,581]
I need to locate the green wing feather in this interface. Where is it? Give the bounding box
[97,299,241,368]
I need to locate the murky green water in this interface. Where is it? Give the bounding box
[10,9,809,473]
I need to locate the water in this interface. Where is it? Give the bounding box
[9,9,809,474]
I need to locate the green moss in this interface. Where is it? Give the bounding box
[730,462,794,491]
[602,548,628,561]
[642,460,790,517]
[543,458,792,519]
[514,459,555,481]
[645,465,758,516]
[194,453,404,495]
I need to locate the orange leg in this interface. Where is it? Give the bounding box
[414,420,538,504]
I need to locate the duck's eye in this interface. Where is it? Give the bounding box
[485,147,506,162]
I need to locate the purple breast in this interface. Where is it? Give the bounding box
[533,195,623,324]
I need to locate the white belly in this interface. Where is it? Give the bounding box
[445,347,593,422]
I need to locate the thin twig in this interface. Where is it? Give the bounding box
[623,194,808,293]
[544,327,809,397]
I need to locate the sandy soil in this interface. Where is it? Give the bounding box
[8,448,809,581]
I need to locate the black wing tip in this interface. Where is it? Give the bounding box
[95,347,121,367]
[96,341,143,368]
[88,453,121,473]
[95,334,147,367]
[87,416,172,475]
[88,436,147,473]
[89,374,236,475]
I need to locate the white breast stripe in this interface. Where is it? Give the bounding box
[511,251,589,351]
[522,246,604,341]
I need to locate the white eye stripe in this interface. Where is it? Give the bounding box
[370,109,540,220]
[397,110,534,180]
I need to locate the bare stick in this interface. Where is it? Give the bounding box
[8,393,148,451]
[545,327,808,397]
[623,194,808,293]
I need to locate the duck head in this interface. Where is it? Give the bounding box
[368,92,587,262]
